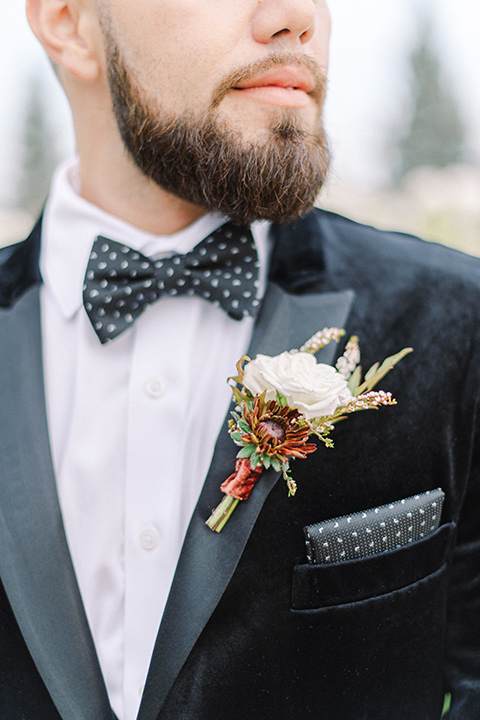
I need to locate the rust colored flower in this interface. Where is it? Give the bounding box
[240,396,317,464]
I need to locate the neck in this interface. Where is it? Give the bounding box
[80,160,206,235]
[75,111,206,235]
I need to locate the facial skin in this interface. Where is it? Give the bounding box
[27,0,332,232]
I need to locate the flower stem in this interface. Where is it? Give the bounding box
[206,495,240,533]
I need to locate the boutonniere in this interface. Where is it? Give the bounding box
[206,329,412,532]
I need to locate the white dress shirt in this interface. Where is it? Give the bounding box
[39,159,270,720]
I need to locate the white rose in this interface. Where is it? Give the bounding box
[242,351,352,420]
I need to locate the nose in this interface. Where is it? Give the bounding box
[252,0,317,46]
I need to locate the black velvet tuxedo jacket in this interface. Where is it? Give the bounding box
[1,208,480,720]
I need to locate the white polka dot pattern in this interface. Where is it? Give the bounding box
[83,224,260,343]
[304,488,445,564]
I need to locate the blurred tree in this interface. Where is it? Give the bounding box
[393,20,466,185]
[16,75,57,217]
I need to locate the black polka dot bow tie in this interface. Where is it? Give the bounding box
[83,223,260,344]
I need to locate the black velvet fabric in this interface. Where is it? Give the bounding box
[2,209,480,718]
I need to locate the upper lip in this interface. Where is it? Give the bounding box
[233,66,314,93]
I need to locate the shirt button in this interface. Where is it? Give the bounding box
[139,527,159,550]
[145,377,166,398]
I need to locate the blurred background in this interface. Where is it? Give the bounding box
[1,0,479,256]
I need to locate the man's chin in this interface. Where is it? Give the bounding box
[217,96,321,143]
[143,121,329,225]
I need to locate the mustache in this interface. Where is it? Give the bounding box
[210,53,327,109]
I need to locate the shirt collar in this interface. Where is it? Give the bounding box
[41,157,271,320]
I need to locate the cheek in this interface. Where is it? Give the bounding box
[117,7,238,110]
[312,4,331,70]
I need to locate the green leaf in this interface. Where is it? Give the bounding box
[230,431,243,443]
[263,456,271,470]
[231,386,247,406]
[238,420,250,433]
[276,391,288,407]
[347,365,362,393]
[364,362,379,381]
[249,451,262,469]
[271,459,282,472]
[237,445,255,459]
[355,347,413,395]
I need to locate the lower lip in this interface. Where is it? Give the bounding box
[231,86,311,108]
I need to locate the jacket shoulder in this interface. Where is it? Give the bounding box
[315,208,480,288]
[271,207,480,302]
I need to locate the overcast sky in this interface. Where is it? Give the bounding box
[1,0,479,206]
[326,0,480,184]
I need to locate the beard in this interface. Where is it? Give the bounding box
[104,38,331,225]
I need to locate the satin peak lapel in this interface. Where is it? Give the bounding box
[0,286,112,720]
[139,282,355,720]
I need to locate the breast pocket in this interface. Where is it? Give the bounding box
[291,522,455,611]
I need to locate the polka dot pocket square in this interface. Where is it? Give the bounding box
[304,488,445,564]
